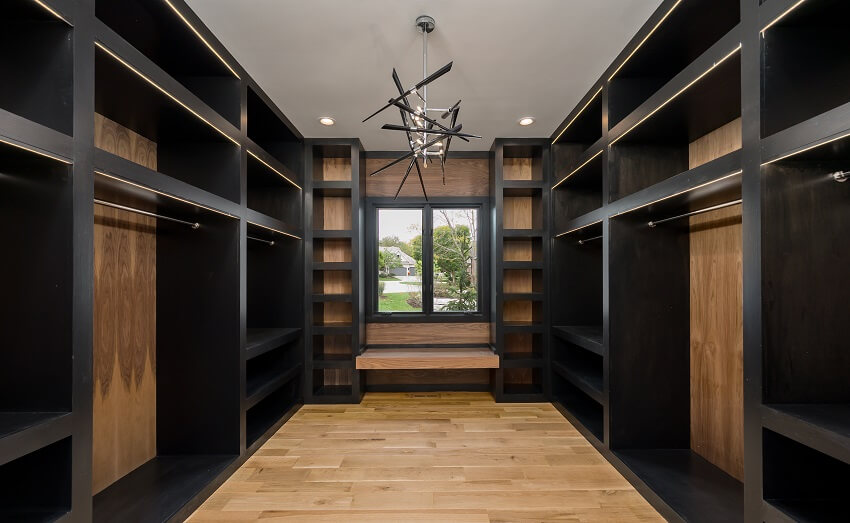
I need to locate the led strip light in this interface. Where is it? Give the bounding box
[162,0,240,79]
[611,169,743,218]
[247,150,301,189]
[95,42,239,146]
[94,170,238,219]
[554,219,603,239]
[608,0,685,82]
[761,0,807,33]
[248,220,301,240]
[609,44,742,147]
[31,0,71,25]
[552,149,604,190]
[551,86,604,145]
[0,137,71,164]
[763,129,850,165]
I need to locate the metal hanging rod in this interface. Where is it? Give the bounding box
[648,199,742,228]
[248,236,275,246]
[578,235,603,245]
[94,199,200,229]
[833,171,849,183]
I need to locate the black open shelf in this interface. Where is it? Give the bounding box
[92,454,234,523]
[607,0,739,129]
[614,449,743,523]
[247,86,301,173]
[95,45,240,202]
[0,141,72,427]
[762,404,850,466]
[0,436,71,522]
[552,360,603,405]
[246,378,300,448]
[0,1,72,136]
[553,379,604,442]
[763,428,850,522]
[246,327,301,360]
[246,346,300,406]
[761,0,850,137]
[0,412,68,442]
[552,149,603,228]
[609,49,741,201]
[95,0,240,127]
[552,90,603,173]
[247,149,301,229]
[552,326,603,356]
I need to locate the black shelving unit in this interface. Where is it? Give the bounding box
[491,139,549,401]
[0,1,306,520]
[547,1,754,521]
[304,140,365,404]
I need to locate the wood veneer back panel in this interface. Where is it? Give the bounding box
[92,205,157,494]
[92,119,158,494]
[366,158,489,197]
[503,157,533,180]
[315,239,351,262]
[366,323,491,345]
[687,121,744,480]
[504,197,533,229]
[321,157,351,181]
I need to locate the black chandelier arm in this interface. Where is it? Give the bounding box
[391,101,470,142]
[380,124,480,139]
[368,134,448,177]
[441,100,461,120]
[362,61,454,122]
[414,154,428,201]
[393,157,418,199]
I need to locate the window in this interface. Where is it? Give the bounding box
[372,203,486,319]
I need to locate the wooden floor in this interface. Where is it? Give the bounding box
[189,393,661,522]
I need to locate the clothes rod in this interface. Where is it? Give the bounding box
[248,235,275,246]
[648,199,742,228]
[578,235,603,245]
[94,199,200,229]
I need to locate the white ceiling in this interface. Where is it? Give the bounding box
[186,0,662,151]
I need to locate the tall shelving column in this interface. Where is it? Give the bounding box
[491,139,549,402]
[305,140,365,404]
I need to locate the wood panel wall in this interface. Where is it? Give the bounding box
[503,157,534,180]
[319,157,351,181]
[366,323,490,345]
[314,238,351,263]
[366,157,489,197]
[92,116,159,494]
[687,120,744,481]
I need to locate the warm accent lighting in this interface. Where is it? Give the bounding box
[0,137,71,164]
[319,117,335,126]
[247,150,301,189]
[551,86,603,144]
[761,0,807,33]
[519,117,535,126]
[162,0,240,79]
[248,220,302,240]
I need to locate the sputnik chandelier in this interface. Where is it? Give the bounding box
[363,15,481,199]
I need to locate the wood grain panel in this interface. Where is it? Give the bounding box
[356,348,499,370]
[503,368,533,385]
[504,197,533,229]
[504,333,534,356]
[94,113,157,170]
[315,270,352,295]
[315,196,351,230]
[504,239,534,262]
[321,157,351,181]
[504,157,533,180]
[315,239,352,263]
[688,118,742,170]
[689,205,743,481]
[316,302,352,325]
[503,301,533,323]
[503,270,532,293]
[366,158,489,197]
[366,323,491,345]
[93,205,157,494]
[323,369,351,386]
[315,335,351,358]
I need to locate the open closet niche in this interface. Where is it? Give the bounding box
[245,223,303,449]
[550,221,604,442]
[0,138,74,521]
[91,166,240,521]
[608,135,743,521]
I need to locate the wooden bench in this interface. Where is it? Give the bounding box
[356,347,499,370]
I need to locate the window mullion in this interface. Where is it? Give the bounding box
[423,204,434,315]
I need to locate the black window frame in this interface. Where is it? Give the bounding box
[366,197,490,323]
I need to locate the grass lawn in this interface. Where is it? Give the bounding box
[379,276,401,281]
[379,292,419,312]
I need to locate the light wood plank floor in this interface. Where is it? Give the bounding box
[189,392,661,522]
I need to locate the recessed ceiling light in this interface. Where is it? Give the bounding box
[519,117,535,126]
[319,117,335,126]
